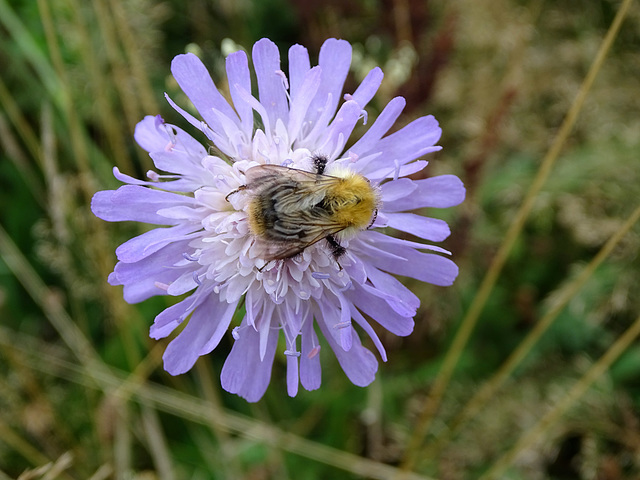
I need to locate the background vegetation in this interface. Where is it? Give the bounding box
[1,0,639,478]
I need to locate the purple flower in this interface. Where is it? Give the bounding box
[91,38,465,402]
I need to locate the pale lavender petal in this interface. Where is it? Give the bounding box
[253,38,289,125]
[91,186,196,225]
[317,318,377,387]
[363,262,420,313]
[385,213,451,241]
[380,178,417,202]
[115,224,201,263]
[349,67,383,109]
[288,44,310,99]
[150,292,206,339]
[110,241,192,303]
[350,306,387,362]
[286,354,299,397]
[220,320,279,402]
[134,116,208,166]
[163,295,238,375]
[384,175,466,211]
[314,297,346,351]
[164,93,207,135]
[367,239,459,286]
[148,152,203,180]
[307,39,351,127]
[365,160,428,181]
[134,115,171,152]
[300,314,321,391]
[320,100,363,157]
[166,270,199,296]
[287,67,322,141]
[226,50,253,137]
[171,53,239,132]
[350,96,406,158]
[364,115,442,172]
[347,283,415,336]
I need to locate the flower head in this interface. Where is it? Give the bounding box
[91,38,465,402]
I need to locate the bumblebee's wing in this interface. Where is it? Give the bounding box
[252,201,348,261]
[251,222,345,261]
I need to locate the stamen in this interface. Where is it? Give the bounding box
[232,326,240,340]
[200,122,216,142]
[147,170,160,181]
[192,271,202,286]
[162,123,178,149]
[339,280,353,292]
[343,93,353,101]
[359,109,368,125]
[154,281,170,291]
[307,345,321,359]
[183,252,199,262]
[334,321,352,329]
[275,69,290,92]
[311,272,331,280]
[284,349,301,357]
[276,69,290,90]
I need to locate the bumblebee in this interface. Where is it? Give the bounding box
[227,155,379,262]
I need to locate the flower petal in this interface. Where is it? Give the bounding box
[300,313,321,391]
[364,115,442,172]
[171,53,239,133]
[316,314,378,387]
[306,38,351,128]
[349,67,383,109]
[91,185,196,225]
[163,295,238,375]
[220,319,279,402]
[350,96,406,160]
[110,241,193,303]
[288,43,311,99]
[347,283,415,336]
[363,233,460,286]
[253,38,289,126]
[115,224,201,263]
[384,175,466,211]
[150,292,206,339]
[385,213,452,241]
[286,354,299,397]
[226,50,254,138]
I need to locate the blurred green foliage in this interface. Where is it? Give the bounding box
[1,0,640,479]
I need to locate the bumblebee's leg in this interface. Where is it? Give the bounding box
[257,260,273,272]
[367,208,378,228]
[325,235,346,268]
[225,185,246,201]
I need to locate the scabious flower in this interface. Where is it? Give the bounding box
[91,38,465,402]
